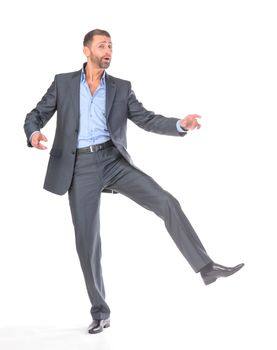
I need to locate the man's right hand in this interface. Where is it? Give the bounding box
[31,132,48,150]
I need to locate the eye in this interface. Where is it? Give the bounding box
[98,44,104,48]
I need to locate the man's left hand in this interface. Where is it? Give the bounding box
[180,114,202,130]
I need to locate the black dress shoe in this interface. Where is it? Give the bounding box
[200,262,244,285]
[88,318,110,334]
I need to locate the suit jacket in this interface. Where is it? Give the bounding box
[24,64,186,195]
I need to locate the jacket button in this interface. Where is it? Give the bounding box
[75,129,78,133]
[72,151,75,155]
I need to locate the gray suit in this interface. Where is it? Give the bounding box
[24,65,212,320]
[24,68,183,195]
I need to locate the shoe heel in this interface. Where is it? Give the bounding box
[204,276,217,285]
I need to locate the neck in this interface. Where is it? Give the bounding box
[85,60,104,82]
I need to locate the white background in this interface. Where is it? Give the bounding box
[0,0,276,349]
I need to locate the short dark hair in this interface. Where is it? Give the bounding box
[83,29,111,47]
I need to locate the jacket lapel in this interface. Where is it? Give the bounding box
[70,69,81,126]
[105,73,116,121]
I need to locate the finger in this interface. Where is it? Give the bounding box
[33,136,47,149]
[192,114,202,119]
[35,133,48,149]
[37,142,47,150]
[194,120,201,128]
[192,120,200,130]
[40,134,48,142]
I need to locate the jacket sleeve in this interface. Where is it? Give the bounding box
[127,82,186,137]
[24,75,57,147]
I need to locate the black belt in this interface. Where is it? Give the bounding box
[77,140,114,154]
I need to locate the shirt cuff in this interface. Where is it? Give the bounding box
[176,120,188,133]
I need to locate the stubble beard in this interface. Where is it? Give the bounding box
[92,55,111,69]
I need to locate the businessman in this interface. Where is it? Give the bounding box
[24,29,244,334]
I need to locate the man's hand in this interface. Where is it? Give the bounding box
[180,114,202,130]
[31,132,48,150]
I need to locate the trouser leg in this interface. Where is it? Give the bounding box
[105,149,212,272]
[68,153,110,320]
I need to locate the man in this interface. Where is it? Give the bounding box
[24,29,244,334]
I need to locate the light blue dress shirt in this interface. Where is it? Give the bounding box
[77,67,110,148]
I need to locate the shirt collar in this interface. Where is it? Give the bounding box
[81,62,106,86]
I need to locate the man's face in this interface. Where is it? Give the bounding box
[85,35,113,69]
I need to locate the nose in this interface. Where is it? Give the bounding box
[105,46,112,57]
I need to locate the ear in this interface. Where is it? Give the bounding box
[83,46,90,57]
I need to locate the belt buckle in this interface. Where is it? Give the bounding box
[89,145,94,153]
